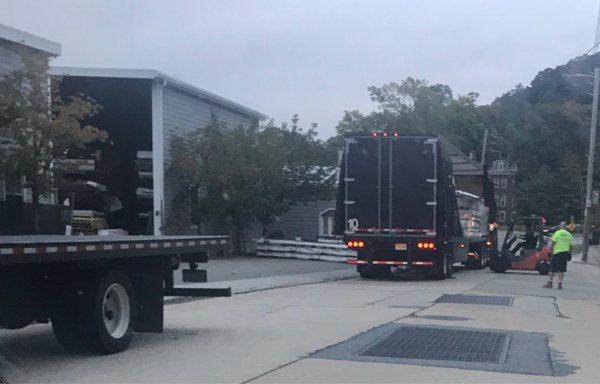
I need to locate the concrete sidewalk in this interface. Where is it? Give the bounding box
[255,263,600,383]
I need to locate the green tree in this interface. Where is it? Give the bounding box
[0,50,107,233]
[328,78,489,159]
[168,116,335,254]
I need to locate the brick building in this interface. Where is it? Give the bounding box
[488,159,518,225]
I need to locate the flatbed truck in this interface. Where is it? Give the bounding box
[0,235,231,354]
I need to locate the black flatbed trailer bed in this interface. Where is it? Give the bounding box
[0,235,229,265]
[0,234,231,354]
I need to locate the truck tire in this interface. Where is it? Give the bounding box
[445,255,454,278]
[432,254,451,280]
[466,247,487,270]
[358,265,389,279]
[359,270,377,279]
[51,271,137,354]
[489,253,510,273]
[89,271,137,354]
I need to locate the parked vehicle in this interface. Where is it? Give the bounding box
[490,216,551,274]
[335,133,496,279]
[0,235,231,354]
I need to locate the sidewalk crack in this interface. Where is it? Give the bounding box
[552,296,570,319]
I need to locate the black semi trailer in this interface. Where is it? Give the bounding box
[335,134,496,279]
[0,235,231,354]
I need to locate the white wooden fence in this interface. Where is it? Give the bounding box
[255,239,355,263]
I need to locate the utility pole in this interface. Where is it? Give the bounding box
[582,67,600,263]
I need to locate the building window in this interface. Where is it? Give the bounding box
[510,163,518,171]
[500,179,507,189]
[319,208,336,237]
[493,179,500,190]
[498,211,506,223]
[498,194,506,208]
[497,161,505,171]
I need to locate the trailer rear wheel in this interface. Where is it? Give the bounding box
[445,256,454,278]
[432,254,452,280]
[358,265,389,279]
[89,271,137,354]
[51,271,137,354]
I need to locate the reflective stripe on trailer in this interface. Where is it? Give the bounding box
[412,261,434,266]
[373,260,408,265]
[348,259,434,266]
[347,258,368,265]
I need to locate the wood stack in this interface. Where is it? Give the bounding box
[71,210,108,235]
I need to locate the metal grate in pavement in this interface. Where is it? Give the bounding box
[360,326,509,364]
[436,294,514,306]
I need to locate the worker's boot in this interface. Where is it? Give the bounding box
[557,283,563,290]
[543,281,553,289]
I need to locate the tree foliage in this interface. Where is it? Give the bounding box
[327,77,489,159]
[329,54,600,224]
[487,54,600,223]
[0,49,107,232]
[168,115,335,253]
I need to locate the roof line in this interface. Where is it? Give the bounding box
[49,66,267,120]
[0,23,61,56]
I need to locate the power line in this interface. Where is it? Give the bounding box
[582,4,600,56]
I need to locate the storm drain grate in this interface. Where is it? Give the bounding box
[360,326,509,364]
[436,294,514,306]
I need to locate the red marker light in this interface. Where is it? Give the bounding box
[393,131,399,137]
[358,241,365,247]
[347,241,353,247]
[383,131,388,137]
[372,132,378,137]
[417,242,423,249]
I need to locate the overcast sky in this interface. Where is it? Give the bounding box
[2,0,599,137]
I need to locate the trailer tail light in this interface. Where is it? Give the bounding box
[372,132,379,137]
[346,240,365,248]
[417,242,435,250]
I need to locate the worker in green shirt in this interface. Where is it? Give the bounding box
[544,221,574,289]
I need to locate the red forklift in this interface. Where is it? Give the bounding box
[489,216,551,274]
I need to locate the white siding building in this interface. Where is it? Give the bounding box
[49,67,265,235]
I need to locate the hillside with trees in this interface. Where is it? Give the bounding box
[329,53,600,224]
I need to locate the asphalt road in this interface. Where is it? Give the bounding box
[2,257,600,383]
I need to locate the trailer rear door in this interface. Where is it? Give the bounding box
[344,136,437,235]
